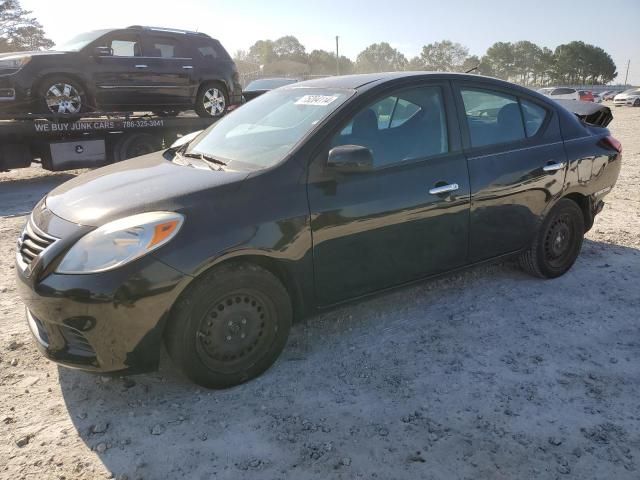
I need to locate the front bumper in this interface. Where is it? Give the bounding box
[15,209,190,373]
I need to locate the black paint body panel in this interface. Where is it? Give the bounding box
[14,72,622,374]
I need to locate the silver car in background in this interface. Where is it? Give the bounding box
[613,88,640,107]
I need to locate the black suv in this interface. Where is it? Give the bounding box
[0,26,242,117]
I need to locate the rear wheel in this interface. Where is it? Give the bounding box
[195,82,228,118]
[37,76,88,115]
[165,263,292,388]
[519,199,585,278]
[111,133,163,162]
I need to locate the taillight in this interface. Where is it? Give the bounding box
[603,135,622,153]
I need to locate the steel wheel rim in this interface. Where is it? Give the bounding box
[543,213,574,268]
[195,289,277,374]
[202,88,225,116]
[45,83,82,114]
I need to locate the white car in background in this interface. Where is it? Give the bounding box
[592,92,603,103]
[537,87,580,100]
[613,88,640,107]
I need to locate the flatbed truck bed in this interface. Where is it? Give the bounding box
[0,111,217,172]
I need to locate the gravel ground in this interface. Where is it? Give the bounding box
[1,105,639,480]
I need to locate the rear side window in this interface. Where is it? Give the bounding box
[145,35,187,58]
[521,100,547,137]
[195,39,232,61]
[461,89,525,147]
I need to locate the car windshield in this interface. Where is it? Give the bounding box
[54,29,110,52]
[186,87,353,169]
[246,79,298,90]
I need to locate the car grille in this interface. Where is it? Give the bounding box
[17,217,58,266]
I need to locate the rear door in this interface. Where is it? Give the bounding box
[308,82,470,305]
[139,33,194,105]
[453,82,567,262]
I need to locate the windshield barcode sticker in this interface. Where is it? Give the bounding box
[295,95,338,106]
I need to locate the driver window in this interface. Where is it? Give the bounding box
[331,86,448,168]
[98,34,141,57]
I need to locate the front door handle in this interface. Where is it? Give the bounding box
[543,161,566,172]
[135,64,148,69]
[182,65,194,70]
[429,183,459,195]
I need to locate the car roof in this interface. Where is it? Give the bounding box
[286,72,549,98]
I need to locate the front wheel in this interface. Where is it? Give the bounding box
[195,82,228,118]
[519,199,585,278]
[37,76,88,115]
[633,98,640,107]
[165,263,292,388]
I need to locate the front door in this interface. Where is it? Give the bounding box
[91,31,150,107]
[308,83,470,305]
[453,82,567,262]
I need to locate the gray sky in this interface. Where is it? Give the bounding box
[22,0,640,84]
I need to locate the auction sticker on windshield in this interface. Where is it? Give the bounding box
[294,95,339,106]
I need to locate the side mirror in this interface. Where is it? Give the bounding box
[327,145,373,173]
[94,46,113,57]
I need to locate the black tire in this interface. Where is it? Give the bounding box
[111,133,163,162]
[36,75,89,115]
[165,262,292,388]
[195,82,228,118]
[634,98,640,107]
[519,199,585,279]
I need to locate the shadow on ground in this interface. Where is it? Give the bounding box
[0,173,76,217]
[57,239,640,479]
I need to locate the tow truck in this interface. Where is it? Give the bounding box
[0,111,218,171]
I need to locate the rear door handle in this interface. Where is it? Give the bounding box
[135,64,148,69]
[543,161,566,172]
[429,183,459,195]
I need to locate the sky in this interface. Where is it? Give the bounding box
[21,0,640,84]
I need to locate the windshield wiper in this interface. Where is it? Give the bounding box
[182,152,228,167]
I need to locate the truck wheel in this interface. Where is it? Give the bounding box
[112,133,162,162]
[165,262,292,389]
[37,76,88,115]
[519,199,585,279]
[195,82,227,118]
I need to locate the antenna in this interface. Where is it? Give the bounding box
[465,65,479,74]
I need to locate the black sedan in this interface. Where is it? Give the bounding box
[16,73,622,388]
[242,77,299,101]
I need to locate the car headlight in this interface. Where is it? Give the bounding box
[0,55,31,70]
[56,212,184,274]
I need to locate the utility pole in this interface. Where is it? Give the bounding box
[624,59,630,86]
[336,36,340,76]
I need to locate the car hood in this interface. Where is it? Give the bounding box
[0,50,66,58]
[45,152,249,227]
[614,93,638,100]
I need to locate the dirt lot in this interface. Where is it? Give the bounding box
[1,105,639,480]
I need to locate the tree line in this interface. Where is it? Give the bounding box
[0,0,618,86]
[0,0,52,53]
[236,37,618,86]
